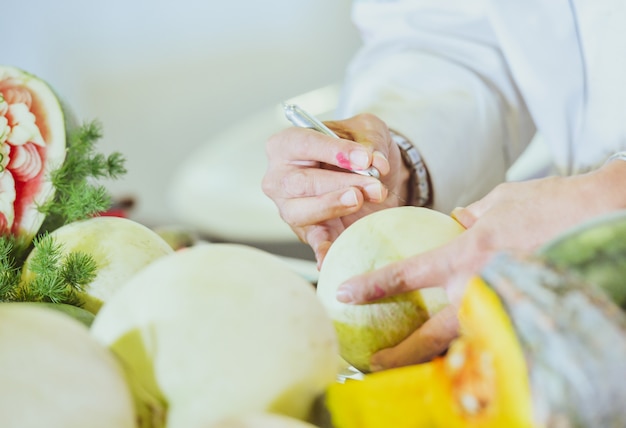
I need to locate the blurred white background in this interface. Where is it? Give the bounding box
[2,0,361,238]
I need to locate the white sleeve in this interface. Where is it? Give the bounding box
[337,0,536,213]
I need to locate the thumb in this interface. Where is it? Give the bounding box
[451,206,477,229]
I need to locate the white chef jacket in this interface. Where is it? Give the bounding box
[337,0,626,213]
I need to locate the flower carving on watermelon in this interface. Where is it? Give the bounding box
[0,68,67,241]
[0,65,128,306]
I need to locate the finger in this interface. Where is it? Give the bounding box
[304,222,343,268]
[279,187,365,228]
[327,114,392,175]
[313,240,332,269]
[269,127,374,171]
[450,206,478,228]
[372,150,391,176]
[445,272,474,307]
[456,184,510,221]
[336,233,483,304]
[286,224,331,266]
[275,167,386,201]
[369,304,459,371]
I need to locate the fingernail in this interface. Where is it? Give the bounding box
[450,207,463,220]
[340,189,358,207]
[336,286,355,303]
[350,150,370,169]
[373,151,390,173]
[364,182,383,201]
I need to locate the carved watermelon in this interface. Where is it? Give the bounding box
[0,65,67,243]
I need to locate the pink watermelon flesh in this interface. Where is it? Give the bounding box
[0,68,66,240]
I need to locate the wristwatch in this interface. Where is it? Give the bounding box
[390,130,432,207]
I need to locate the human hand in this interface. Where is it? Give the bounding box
[262,113,408,266]
[337,171,618,371]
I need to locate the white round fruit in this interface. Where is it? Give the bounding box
[0,303,135,428]
[208,412,319,428]
[21,216,174,313]
[316,206,465,372]
[90,243,339,427]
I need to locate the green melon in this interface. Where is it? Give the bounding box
[10,301,96,327]
[20,216,174,314]
[316,206,465,373]
[0,303,135,427]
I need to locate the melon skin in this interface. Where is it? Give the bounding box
[0,65,68,244]
[317,206,465,373]
[209,413,320,428]
[0,303,136,428]
[11,301,95,327]
[20,216,175,314]
[90,243,339,428]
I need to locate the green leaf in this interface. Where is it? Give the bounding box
[15,233,99,306]
[37,120,127,232]
[60,252,98,292]
[0,236,21,301]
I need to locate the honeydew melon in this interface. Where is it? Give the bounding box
[0,303,135,428]
[20,216,174,314]
[209,412,320,428]
[316,206,465,372]
[12,301,95,327]
[90,243,339,428]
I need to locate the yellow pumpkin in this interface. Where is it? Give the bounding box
[326,274,533,428]
[326,251,626,427]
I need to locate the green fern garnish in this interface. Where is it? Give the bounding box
[59,252,98,293]
[17,234,98,306]
[0,236,21,302]
[0,120,126,305]
[38,120,127,231]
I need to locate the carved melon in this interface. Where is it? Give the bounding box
[0,65,67,244]
[0,65,128,308]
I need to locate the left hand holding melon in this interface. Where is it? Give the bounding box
[316,206,465,372]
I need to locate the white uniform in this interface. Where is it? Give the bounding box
[338,0,626,212]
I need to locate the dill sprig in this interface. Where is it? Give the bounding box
[0,236,21,302]
[16,233,98,306]
[38,120,127,231]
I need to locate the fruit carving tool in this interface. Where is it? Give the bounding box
[282,103,381,179]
